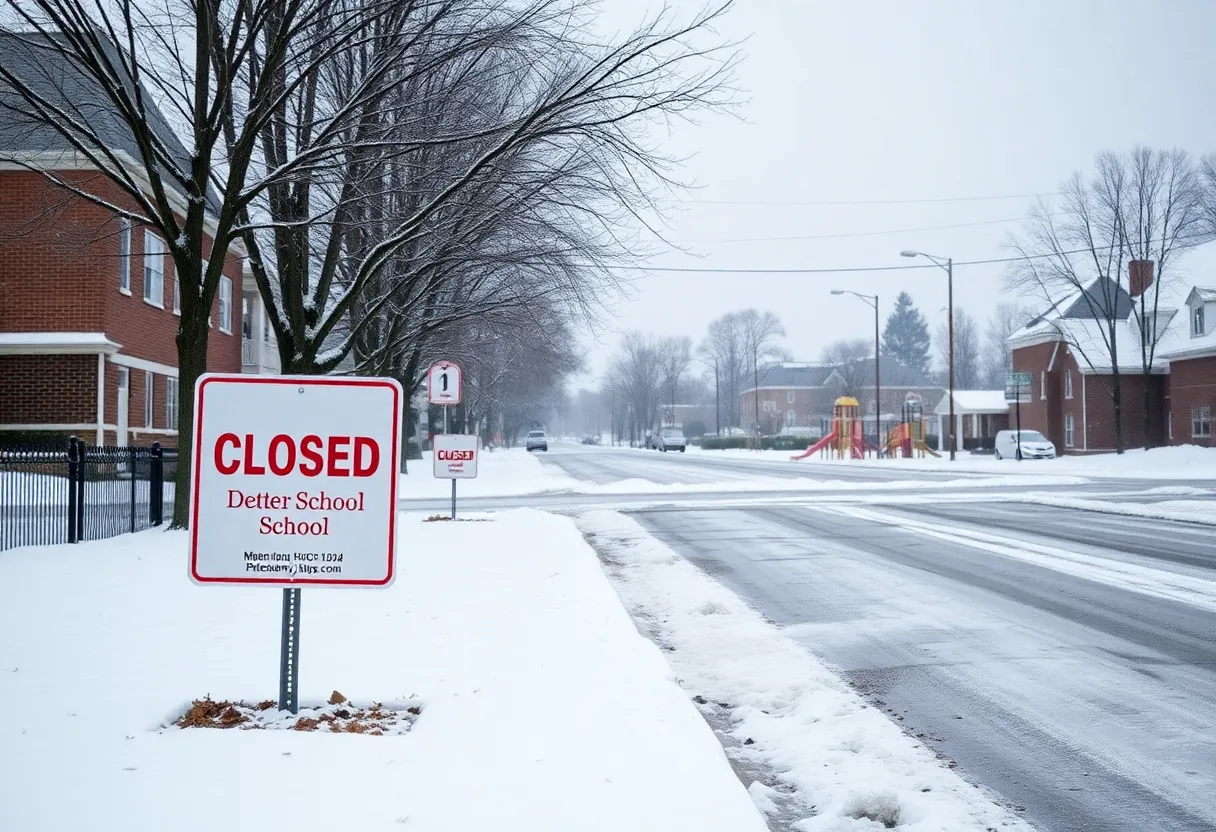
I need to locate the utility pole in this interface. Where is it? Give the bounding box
[874,294,881,456]
[947,258,955,461]
[714,360,720,437]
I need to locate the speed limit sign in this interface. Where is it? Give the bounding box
[427,361,462,405]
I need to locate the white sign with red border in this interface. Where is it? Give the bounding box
[433,434,479,479]
[427,360,462,405]
[188,374,402,588]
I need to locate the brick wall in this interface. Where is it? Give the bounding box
[1168,355,1216,447]
[1012,341,1066,449]
[0,170,242,375]
[0,355,96,424]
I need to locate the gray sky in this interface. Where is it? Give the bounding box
[576,0,1216,385]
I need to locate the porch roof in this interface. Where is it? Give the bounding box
[932,390,1009,416]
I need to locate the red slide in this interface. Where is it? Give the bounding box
[791,431,837,460]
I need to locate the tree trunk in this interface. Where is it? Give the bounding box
[1109,323,1124,454]
[171,308,212,528]
[1143,377,1154,450]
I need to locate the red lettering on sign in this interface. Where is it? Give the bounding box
[212,434,381,477]
[437,449,475,461]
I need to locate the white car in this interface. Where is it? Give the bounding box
[994,429,1056,460]
[525,429,548,452]
[656,426,687,452]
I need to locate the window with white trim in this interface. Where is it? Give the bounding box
[1169,411,1173,441]
[144,371,154,428]
[118,219,132,293]
[1040,370,1046,400]
[785,409,796,427]
[1193,304,1206,337]
[1064,370,1073,399]
[786,389,795,404]
[1064,414,1075,448]
[242,297,252,339]
[166,377,178,431]
[173,266,180,314]
[143,231,165,307]
[1193,406,1212,439]
[219,275,233,333]
[762,399,776,413]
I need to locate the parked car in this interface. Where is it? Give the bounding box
[656,426,687,453]
[525,429,548,452]
[581,436,598,445]
[994,429,1056,460]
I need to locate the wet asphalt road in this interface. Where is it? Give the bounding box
[633,503,1216,832]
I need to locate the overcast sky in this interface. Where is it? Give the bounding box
[574,0,1216,386]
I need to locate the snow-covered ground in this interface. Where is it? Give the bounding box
[1016,493,1216,525]
[0,511,768,832]
[399,448,580,499]
[694,444,1216,480]
[579,511,1033,832]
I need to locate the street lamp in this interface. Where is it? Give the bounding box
[900,250,955,461]
[831,290,880,455]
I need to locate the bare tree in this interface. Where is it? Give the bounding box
[606,331,664,444]
[738,308,785,433]
[657,336,692,425]
[981,302,1030,389]
[935,307,981,390]
[699,312,748,428]
[821,338,871,397]
[1008,147,1207,452]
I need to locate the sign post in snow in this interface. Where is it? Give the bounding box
[432,433,478,519]
[189,374,402,712]
[1005,371,1031,461]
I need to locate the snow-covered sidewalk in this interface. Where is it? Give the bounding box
[399,447,580,499]
[579,511,1033,832]
[0,511,767,832]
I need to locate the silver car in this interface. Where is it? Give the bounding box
[657,426,687,452]
[525,429,548,452]
[994,429,1056,460]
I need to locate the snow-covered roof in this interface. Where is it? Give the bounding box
[932,390,1009,415]
[1009,277,1134,347]
[1158,285,1216,360]
[0,332,121,353]
[1057,318,1172,374]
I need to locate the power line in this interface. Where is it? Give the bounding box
[600,230,1215,275]
[673,192,1062,207]
[673,215,1040,244]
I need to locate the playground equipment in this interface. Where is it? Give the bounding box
[881,395,939,458]
[792,396,867,460]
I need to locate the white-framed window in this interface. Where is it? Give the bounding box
[1193,406,1212,439]
[219,275,233,333]
[1064,414,1075,448]
[166,377,178,431]
[242,297,252,339]
[118,218,132,294]
[1193,304,1206,337]
[1064,370,1073,399]
[143,231,165,307]
[117,366,129,394]
[762,399,776,413]
[786,389,795,404]
[1040,370,1046,400]
[785,409,796,427]
[144,371,154,428]
[1169,411,1173,441]
[173,265,181,314]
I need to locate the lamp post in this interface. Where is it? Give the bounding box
[831,290,880,455]
[900,250,955,461]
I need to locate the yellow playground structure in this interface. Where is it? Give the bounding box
[881,394,940,458]
[792,396,867,460]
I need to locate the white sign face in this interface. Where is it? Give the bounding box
[433,433,479,479]
[189,374,402,588]
[427,361,462,405]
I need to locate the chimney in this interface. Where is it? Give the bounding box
[1128,260,1154,298]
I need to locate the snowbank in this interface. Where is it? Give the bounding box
[578,511,1032,832]
[750,444,1216,480]
[1016,494,1216,526]
[398,447,579,499]
[0,511,767,832]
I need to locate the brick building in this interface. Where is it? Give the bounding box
[0,35,277,448]
[1008,262,1215,452]
[739,360,944,436]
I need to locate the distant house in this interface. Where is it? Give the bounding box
[0,33,277,448]
[1007,260,1215,452]
[739,360,943,436]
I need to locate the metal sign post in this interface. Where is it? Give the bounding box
[433,433,479,518]
[278,588,302,713]
[1005,372,1032,462]
[189,374,403,716]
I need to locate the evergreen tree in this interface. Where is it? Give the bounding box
[881,292,932,374]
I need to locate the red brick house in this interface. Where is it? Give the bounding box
[1008,262,1215,452]
[0,37,276,448]
[739,361,944,437]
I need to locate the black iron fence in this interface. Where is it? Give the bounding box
[0,438,177,552]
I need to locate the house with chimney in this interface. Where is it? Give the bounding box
[0,33,279,449]
[1007,260,1215,452]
